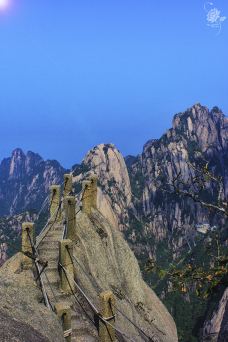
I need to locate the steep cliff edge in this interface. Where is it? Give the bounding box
[0,206,178,341]
[127,104,228,256]
[72,143,132,231]
[73,209,178,341]
[203,288,228,342]
[1,103,227,341]
[69,104,228,341]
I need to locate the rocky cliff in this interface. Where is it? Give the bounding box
[126,104,228,257]
[0,201,178,341]
[72,143,132,231]
[0,253,64,342]
[3,104,227,258]
[69,103,228,341]
[0,148,66,216]
[71,104,228,262]
[203,288,228,341]
[1,103,228,341]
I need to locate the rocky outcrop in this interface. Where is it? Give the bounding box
[71,104,228,261]
[73,209,178,341]
[1,103,227,340]
[0,253,64,342]
[0,200,178,341]
[0,148,66,216]
[2,105,227,259]
[203,288,228,341]
[73,143,132,231]
[70,105,228,340]
[125,104,228,258]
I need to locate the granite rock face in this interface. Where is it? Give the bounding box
[1,103,228,340]
[73,209,178,342]
[203,288,228,342]
[72,104,228,260]
[73,143,132,231]
[0,208,178,342]
[127,104,228,253]
[0,148,65,216]
[0,253,64,342]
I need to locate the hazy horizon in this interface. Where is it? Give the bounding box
[1,102,226,168]
[0,1,227,167]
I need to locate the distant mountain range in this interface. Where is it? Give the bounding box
[0,149,66,216]
[1,103,228,340]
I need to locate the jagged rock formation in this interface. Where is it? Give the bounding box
[72,143,132,231]
[126,104,228,257]
[2,105,227,258]
[0,148,66,216]
[1,103,228,341]
[73,104,228,257]
[73,209,177,341]
[0,253,64,342]
[69,104,228,341]
[0,203,178,341]
[203,288,228,341]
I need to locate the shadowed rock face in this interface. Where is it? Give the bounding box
[0,148,65,216]
[203,288,228,342]
[72,105,228,260]
[70,104,228,340]
[126,104,228,256]
[0,310,49,342]
[0,253,64,342]
[0,207,178,342]
[73,209,178,342]
[1,103,227,340]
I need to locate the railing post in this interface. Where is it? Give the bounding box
[55,303,72,342]
[99,291,116,342]
[50,185,61,222]
[64,196,76,240]
[22,222,35,269]
[64,174,73,197]
[82,175,98,214]
[59,240,75,293]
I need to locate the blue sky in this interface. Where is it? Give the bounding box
[0,0,227,167]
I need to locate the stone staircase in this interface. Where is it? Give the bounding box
[37,222,98,342]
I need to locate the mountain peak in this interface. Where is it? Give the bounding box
[11,148,25,158]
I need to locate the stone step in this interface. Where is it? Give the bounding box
[44,232,64,239]
[38,245,59,252]
[36,227,64,244]
[36,224,63,235]
[46,260,59,268]
[71,327,98,342]
[39,240,60,247]
[54,292,73,302]
[71,315,95,327]
[45,269,60,282]
[44,228,64,235]
[38,252,59,263]
[43,277,59,288]
[45,264,58,272]
[37,242,59,254]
